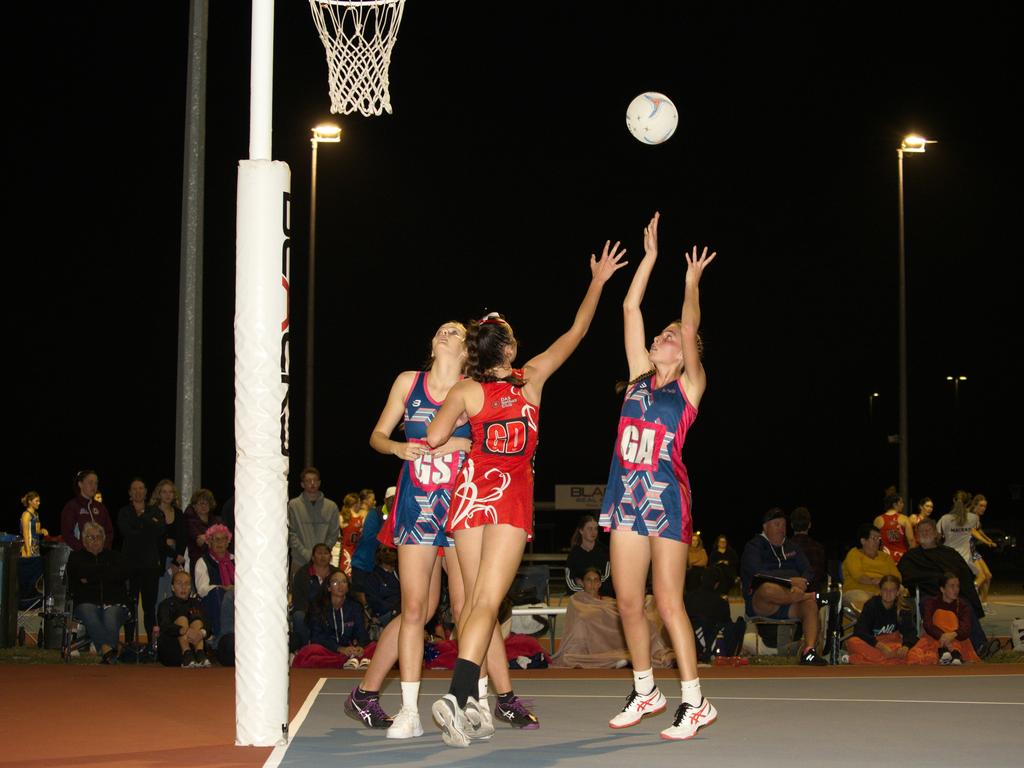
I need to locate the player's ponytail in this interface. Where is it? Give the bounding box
[466,313,526,386]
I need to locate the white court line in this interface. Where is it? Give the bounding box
[318,692,1022,706]
[263,677,328,768]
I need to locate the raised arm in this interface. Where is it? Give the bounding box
[623,212,660,378]
[426,379,475,449]
[523,240,628,400]
[369,371,428,461]
[679,245,716,406]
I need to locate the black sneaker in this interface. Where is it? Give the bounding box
[181,649,196,668]
[193,649,212,668]
[799,647,828,666]
[494,694,540,729]
[949,650,963,665]
[345,686,393,729]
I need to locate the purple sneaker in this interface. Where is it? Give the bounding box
[494,695,540,730]
[344,686,393,729]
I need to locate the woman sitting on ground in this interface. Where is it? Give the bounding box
[907,572,980,665]
[156,570,211,667]
[66,521,128,664]
[845,574,917,665]
[293,571,370,669]
[552,567,674,669]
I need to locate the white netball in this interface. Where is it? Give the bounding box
[625,92,679,145]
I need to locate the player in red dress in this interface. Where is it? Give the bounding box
[604,212,719,741]
[425,242,627,747]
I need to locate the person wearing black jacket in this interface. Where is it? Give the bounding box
[846,575,917,664]
[156,570,211,667]
[66,521,128,663]
[898,517,991,655]
[364,547,401,627]
[118,479,165,644]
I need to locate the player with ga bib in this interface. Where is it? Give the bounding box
[426,242,627,748]
[345,321,537,738]
[600,212,718,741]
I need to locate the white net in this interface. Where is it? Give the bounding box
[309,0,407,116]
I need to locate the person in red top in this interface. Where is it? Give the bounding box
[874,493,915,563]
[425,241,627,747]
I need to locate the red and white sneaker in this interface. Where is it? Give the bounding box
[659,698,717,740]
[609,687,667,729]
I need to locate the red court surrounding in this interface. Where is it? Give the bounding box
[2,664,1020,768]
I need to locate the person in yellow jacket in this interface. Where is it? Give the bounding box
[842,523,900,611]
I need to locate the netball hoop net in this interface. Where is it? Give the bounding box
[308,0,407,116]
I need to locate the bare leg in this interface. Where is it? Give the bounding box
[175,616,189,652]
[448,533,514,692]
[610,530,653,670]
[396,546,443,684]
[751,583,819,652]
[360,548,443,692]
[453,525,527,665]
[650,536,697,681]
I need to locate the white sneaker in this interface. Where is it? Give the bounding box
[660,698,717,740]
[432,695,471,748]
[343,657,360,669]
[465,696,494,740]
[609,687,667,729]
[386,706,423,739]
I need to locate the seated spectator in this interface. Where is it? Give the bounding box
[61,470,113,551]
[789,506,827,592]
[117,478,165,645]
[841,524,901,610]
[552,567,674,669]
[566,514,611,594]
[194,524,234,640]
[291,543,340,649]
[898,517,992,656]
[156,570,211,667]
[293,571,370,668]
[708,534,739,595]
[364,546,401,627]
[907,573,980,665]
[845,575,917,665]
[66,521,127,663]
[740,507,827,665]
[184,488,219,575]
[874,493,915,563]
[350,487,392,600]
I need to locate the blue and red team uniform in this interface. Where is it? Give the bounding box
[383,371,471,548]
[599,375,697,544]
[448,372,539,537]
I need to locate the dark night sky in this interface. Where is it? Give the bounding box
[9,2,1022,556]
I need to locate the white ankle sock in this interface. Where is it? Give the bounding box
[633,668,655,695]
[478,676,489,699]
[401,681,420,709]
[681,678,702,707]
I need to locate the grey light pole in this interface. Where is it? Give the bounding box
[896,134,935,506]
[305,124,341,469]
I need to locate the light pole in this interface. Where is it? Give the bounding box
[868,391,879,422]
[896,133,935,506]
[306,123,342,468]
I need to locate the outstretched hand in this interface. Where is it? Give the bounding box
[643,212,660,257]
[590,240,629,284]
[684,245,717,285]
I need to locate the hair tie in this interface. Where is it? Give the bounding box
[480,311,503,324]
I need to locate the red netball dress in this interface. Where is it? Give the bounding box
[448,371,539,536]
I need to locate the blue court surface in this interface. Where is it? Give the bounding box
[264,673,1023,767]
